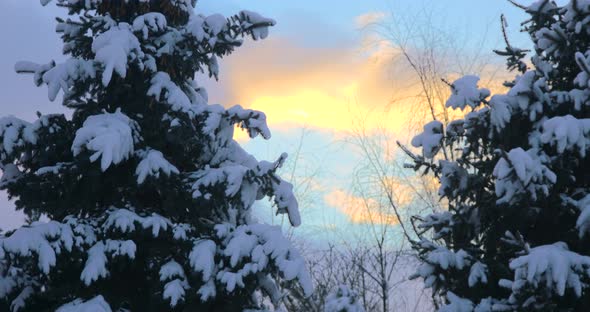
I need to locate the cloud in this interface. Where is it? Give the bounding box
[355,12,387,28]
[207,35,428,146]
[324,189,398,225]
[212,21,509,146]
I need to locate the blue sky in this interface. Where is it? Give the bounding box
[0,0,534,241]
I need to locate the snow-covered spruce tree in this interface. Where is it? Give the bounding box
[406,0,590,310]
[0,1,311,311]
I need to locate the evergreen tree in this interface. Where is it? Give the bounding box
[407,0,590,310]
[0,0,311,311]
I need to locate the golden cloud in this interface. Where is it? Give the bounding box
[324,189,399,225]
[215,9,513,146]
[215,35,422,142]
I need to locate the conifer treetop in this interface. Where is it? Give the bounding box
[0,1,310,311]
[407,0,590,310]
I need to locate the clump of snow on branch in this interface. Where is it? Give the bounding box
[539,115,590,156]
[410,241,471,289]
[80,240,136,286]
[572,194,590,237]
[92,23,143,86]
[1,221,74,274]
[160,260,189,307]
[147,72,194,113]
[215,224,312,297]
[103,208,172,238]
[55,295,112,312]
[238,10,276,40]
[132,13,167,40]
[439,160,469,198]
[189,151,301,227]
[15,59,96,101]
[509,242,590,297]
[493,148,556,204]
[72,110,140,171]
[468,262,488,287]
[0,117,36,164]
[190,239,216,282]
[135,149,179,184]
[439,292,474,312]
[412,120,443,158]
[446,75,490,110]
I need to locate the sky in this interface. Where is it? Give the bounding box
[0,0,532,243]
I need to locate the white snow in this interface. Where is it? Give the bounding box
[188,150,298,229]
[103,208,172,237]
[574,51,590,88]
[92,23,143,86]
[204,14,228,36]
[507,71,538,112]
[163,279,187,307]
[172,224,191,241]
[426,247,469,271]
[0,117,36,162]
[80,240,136,286]
[103,208,140,233]
[44,59,96,101]
[509,242,590,297]
[189,239,216,282]
[439,292,474,312]
[56,295,112,312]
[186,15,207,41]
[35,162,70,176]
[527,0,558,15]
[1,221,74,274]
[418,212,452,240]
[10,286,34,312]
[132,13,167,40]
[238,10,276,40]
[147,72,193,113]
[72,110,139,171]
[190,164,249,198]
[270,176,301,227]
[159,260,189,307]
[446,75,490,110]
[493,148,556,204]
[135,149,179,184]
[489,95,515,132]
[15,59,96,102]
[169,0,194,14]
[197,279,216,301]
[227,104,272,140]
[217,224,313,296]
[573,194,590,237]
[159,260,185,281]
[439,160,469,198]
[0,164,22,188]
[105,239,136,258]
[411,120,443,158]
[539,115,590,156]
[224,227,259,268]
[410,241,472,289]
[468,262,488,287]
[80,242,109,286]
[141,213,171,237]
